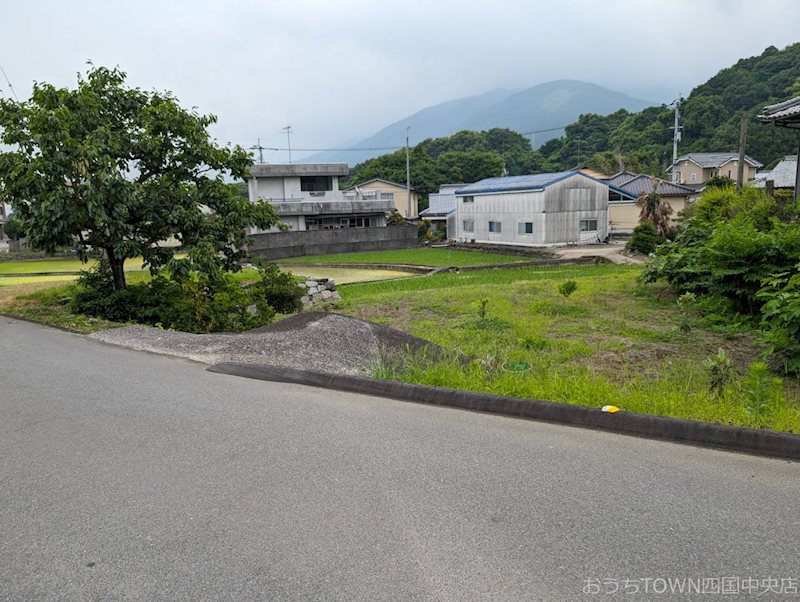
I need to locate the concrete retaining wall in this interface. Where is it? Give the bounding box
[248,225,419,260]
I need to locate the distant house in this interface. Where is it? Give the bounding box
[245,163,393,232]
[604,172,695,234]
[454,171,609,247]
[419,183,465,235]
[668,152,763,185]
[342,178,419,218]
[755,155,797,193]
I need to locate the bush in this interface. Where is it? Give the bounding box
[71,257,301,333]
[626,223,661,254]
[558,280,577,300]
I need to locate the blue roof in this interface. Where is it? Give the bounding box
[454,170,582,195]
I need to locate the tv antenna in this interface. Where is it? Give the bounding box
[0,62,19,101]
[249,138,266,164]
[282,125,293,163]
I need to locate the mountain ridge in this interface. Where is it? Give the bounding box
[307,80,656,165]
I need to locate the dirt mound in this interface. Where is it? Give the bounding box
[89,311,446,375]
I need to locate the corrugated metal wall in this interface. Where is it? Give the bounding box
[454,174,608,246]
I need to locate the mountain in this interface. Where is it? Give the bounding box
[539,43,800,174]
[307,80,655,165]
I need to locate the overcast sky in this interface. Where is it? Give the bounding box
[2,0,799,162]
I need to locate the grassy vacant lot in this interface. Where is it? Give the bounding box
[332,263,800,432]
[0,256,162,275]
[279,247,530,267]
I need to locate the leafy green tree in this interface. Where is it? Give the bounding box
[0,65,280,290]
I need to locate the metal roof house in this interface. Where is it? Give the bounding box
[754,155,798,191]
[453,171,609,247]
[245,163,394,232]
[758,96,800,201]
[419,183,465,235]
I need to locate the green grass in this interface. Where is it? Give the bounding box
[0,284,128,333]
[0,254,184,275]
[279,247,531,267]
[330,263,800,433]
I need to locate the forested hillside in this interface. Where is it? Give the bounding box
[541,43,800,173]
[344,43,800,194]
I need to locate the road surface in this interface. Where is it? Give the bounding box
[1,317,798,600]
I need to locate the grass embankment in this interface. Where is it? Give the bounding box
[333,263,800,432]
[279,247,532,267]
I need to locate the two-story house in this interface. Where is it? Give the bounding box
[245,163,394,232]
[668,153,763,185]
[342,178,419,218]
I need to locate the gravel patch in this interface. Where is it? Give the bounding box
[88,311,441,375]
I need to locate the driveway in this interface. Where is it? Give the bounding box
[1,317,798,600]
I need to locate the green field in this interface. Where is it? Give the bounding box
[332,263,800,433]
[279,247,532,267]
[0,256,167,275]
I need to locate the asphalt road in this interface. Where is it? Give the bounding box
[1,317,799,600]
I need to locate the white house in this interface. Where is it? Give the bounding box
[245,163,393,232]
[454,171,609,247]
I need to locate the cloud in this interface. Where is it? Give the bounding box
[2,0,798,160]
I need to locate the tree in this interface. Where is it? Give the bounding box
[3,213,24,241]
[0,65,280,290]
[636,177,673,237]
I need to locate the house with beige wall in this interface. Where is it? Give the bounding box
[342,178,419,218]
[604,172,695,234]
[668,153,762,185]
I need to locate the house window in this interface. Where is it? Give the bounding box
[580,219,598,232]
[518,222,533,235]
[380,192,395,201]
[461,195,474,203]
[300,176,333,192]
[463,220,475,233]
[728,169,732,178]
[488,221,502,233]
[690,173,697,183]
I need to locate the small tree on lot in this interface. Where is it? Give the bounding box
[0,65,281,291]
[636,177,673,238]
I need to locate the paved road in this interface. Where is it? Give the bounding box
[1,317,798,600]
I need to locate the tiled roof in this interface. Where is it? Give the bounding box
[758,96,800,124]
[755,155,798,189]
[613,175,694,197]
[454,171,580,195]
[605,171,640,187]
[671,153,763,169]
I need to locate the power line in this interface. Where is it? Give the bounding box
[0,62,19,101]
[245,124,574,154]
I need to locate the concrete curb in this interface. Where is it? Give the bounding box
[208,363,800,461]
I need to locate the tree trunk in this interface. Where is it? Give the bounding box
[105,248,127,291]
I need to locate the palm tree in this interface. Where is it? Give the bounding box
[636,177,673,237]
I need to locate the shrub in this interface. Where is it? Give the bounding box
[626,223,661,254]
[558,280,577,300]
[704,348,735,397]
[739,361,784,420]
[71,257,300,333]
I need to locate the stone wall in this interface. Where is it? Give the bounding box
[249,225,418,260]
[298,278,341,310]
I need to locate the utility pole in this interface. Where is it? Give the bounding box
[405,126,411,217]
[283,125,293,163]
[736,114,748,192]
[249,138,265,164]
[671,98,682,181]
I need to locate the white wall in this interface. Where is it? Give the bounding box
[454,173,608,246]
